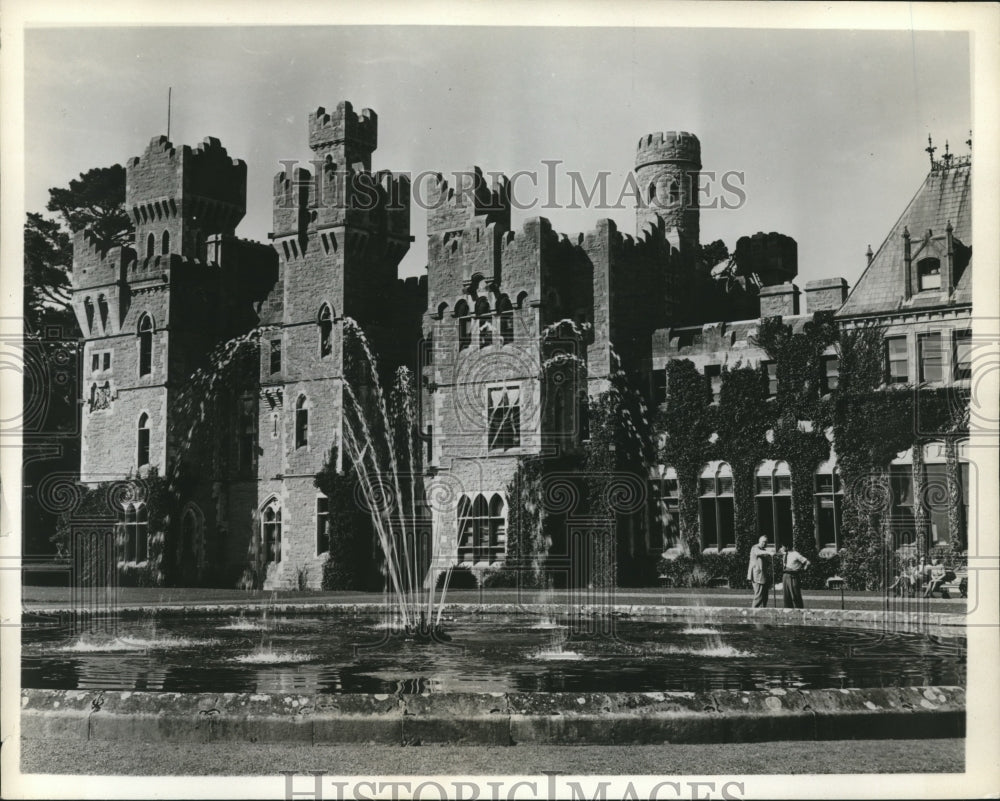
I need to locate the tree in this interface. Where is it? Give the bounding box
[696,239,730,268]
[22,166,130,563]
[46,165,130,249]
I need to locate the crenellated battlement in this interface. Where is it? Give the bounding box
[309,102,378,173]
[309,102,377,152]
[126,135,247,217]
[427,167,511,235]
[71,229,135,288]
[635,131,702,170]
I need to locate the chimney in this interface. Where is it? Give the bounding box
[902,225,912,300]
[758,282,800,318]
[805,278,849,313]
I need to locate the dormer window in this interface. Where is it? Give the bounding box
[917,257,941,291]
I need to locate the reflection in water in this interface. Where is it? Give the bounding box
[21,613,966,695]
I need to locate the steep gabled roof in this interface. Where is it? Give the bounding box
[837,163,971,317]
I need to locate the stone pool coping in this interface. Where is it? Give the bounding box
[21,602,967,637]
[20,686,964,745]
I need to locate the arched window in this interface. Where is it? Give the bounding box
[814,456,844,554]
[262,501,282,563]
[161,230,170,255]
[83,297,95,334]
[498,295,514,344]
[699,462,735,551]
[455,300,472,351]
[475,297,492,348]
[123,503,136,562]
[648,182,657,203]
[180,505,198,567]
[318,304,333,357]
[146,233,155,259]
[669,179,681,206]
[457,493,506,564]
[137,314,153,376]
[295,395,309,448]
[756,460,793,549]
[97,295,110,333]
[137,413,150,467]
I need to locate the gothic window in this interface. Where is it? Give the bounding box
[137,413,151,467]
[699,462,735,551]
[137,314,153,376]
[262,501,282,563]
[755,460,793,550]
[885,337,908,384]
[814,460,844,552]
[917,257,941,291]
[269,339,282,374]
[318,304,333,357]
[121,503,148,563]
[953,329,972,381]
[146,233,155,259]
[498,296,514,344]
[316,495,329,556]
[475,298,492,348]
[295,395,309,448]
[84,297,95,334]
[919,332,943,383]
[488,386,520,451]
[179,505,203,569]
[97,295,110,333]
[161,230,170,255]
[457,493,506,563]
[238,393,257,474]
[455,300,472,351]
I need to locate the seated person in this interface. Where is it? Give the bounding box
[924,558,947,598]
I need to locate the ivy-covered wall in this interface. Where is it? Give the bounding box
[653,312,970,590]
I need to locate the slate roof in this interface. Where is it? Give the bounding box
[837,163,972,317]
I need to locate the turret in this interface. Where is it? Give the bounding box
[634,131,701,251]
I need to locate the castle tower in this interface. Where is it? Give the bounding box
[72,134,274,586]
[634,131,701,253]
[260,102,413,589]
[126,136,247,262]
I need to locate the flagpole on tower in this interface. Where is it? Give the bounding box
[167,87,172,140]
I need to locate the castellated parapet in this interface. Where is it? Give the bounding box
[635,131,702,170]
[126,136,247,233]
[309,102,378,172]
[426,167,511,235]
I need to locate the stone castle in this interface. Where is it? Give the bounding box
[71,102,973,588]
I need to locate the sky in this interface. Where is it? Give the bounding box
[24,25,971,288]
